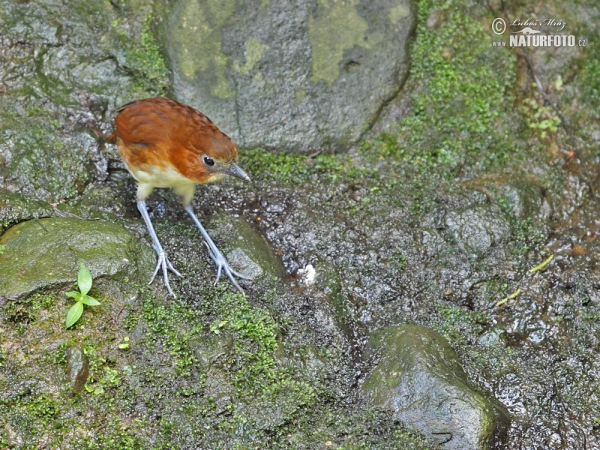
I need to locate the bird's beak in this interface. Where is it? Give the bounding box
[226,162,251,182]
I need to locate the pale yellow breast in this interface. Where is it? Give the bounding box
[129,164,192,188]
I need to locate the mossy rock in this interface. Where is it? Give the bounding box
[0,191,53,233]
[157,0,414,151]
[361,324,509,449]
[0,218,154,299]
[209,213,285,280]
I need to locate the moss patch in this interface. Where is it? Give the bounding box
[308,0,369,85]
[363,0,522,176]
[170,0,236,98]
[241,148,378,184]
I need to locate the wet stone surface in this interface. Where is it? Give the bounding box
[0,0,169,203]
[361,324,509,449]
[65,347,90,393]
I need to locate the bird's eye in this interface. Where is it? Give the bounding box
[203,156,215,166]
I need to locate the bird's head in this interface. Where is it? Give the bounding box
[198,144,251,183]
[183,129,251,184]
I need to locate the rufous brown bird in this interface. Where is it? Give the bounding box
[108,97,251,297]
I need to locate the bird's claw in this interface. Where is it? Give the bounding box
[149,251,181,298]
[203,242,249,294]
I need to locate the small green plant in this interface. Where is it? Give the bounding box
[521,96,561,138]
[85,366,121,395]
[210,320,228,334]
[118,336,130,350]
[65,263,100,328]
[387,252,406,271]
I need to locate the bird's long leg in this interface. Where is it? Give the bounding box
[185,206,250,295]
[137,200,181,298]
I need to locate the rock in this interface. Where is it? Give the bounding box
[0,190,53,233]
[361,324,509,449]
[209,213,285,280]
[445,204,511,259]
[301,259,354,338]
[0,218,154,299]
[0,0,169,203]
[4,423,23,448]
[157,0,415,152]
[65,347,90,393]
[497,180,551,221]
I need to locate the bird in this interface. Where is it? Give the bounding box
[107,97,251,297]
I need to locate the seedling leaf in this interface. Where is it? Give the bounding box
[80,295,100,306]
[65,291,81,300]
[78,263,92,296]
[66,301,84,328]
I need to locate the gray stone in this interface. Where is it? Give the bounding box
[65,347,89,393]
[209,213,285,280]
[445,204,511,258]
[0,190,53,233]
[158,0,415,152]
[0,217,154,299]
[497,180,551,220]
[361,324,509,450]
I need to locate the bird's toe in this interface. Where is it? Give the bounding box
[148,251,180,298]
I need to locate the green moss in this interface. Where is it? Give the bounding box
[364,0,519,175]
[520,96,561,138]
[109,11,169,96]
[434,303,490,345]
[28,395,60,420]
[241,148,377,184]
[141,299,203,373]
[209,293,315,403]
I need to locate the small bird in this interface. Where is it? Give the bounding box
[108,97,251,297]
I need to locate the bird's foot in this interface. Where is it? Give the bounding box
[149,251,182,298]
[203,242,251,295]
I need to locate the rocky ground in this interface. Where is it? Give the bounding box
[1,0,600,449]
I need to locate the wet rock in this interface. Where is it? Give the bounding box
[209,213,285,280]
[445,204,511,259]
[203,368,236,416]
[497,180,551,221]
[65,347,89,393]
[0,190,53,233]
[189,333,231,371]
[361,324,509,449]
[301,259,355,339]
[0,109,97,202]
[4,423,23,448]
[157,0,415,152]
[0,218,154,299]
